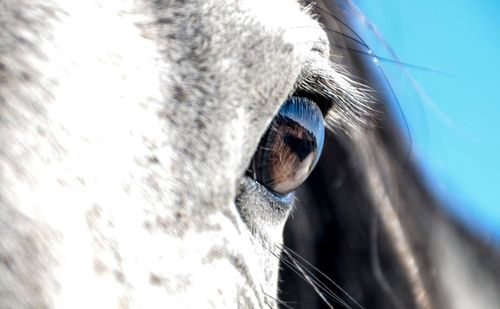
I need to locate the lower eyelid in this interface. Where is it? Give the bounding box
[238,176,295,212]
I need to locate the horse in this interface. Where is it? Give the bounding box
[1,0,499,308]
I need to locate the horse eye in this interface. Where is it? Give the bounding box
[248,97,325,195]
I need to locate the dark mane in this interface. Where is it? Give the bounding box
[279,2,500,308]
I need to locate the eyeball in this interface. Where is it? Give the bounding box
[248,97,325,195]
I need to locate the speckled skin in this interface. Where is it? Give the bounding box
[0,1,359,308]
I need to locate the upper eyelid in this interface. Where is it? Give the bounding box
[293,51,376,132]
[293,52,335,115]
[311,36,331,58]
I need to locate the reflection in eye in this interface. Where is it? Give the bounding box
[248,97,325,195]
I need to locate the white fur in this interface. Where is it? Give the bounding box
[1,0,353,308]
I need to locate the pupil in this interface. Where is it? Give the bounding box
[249,97,325,195]
[283,132,314,161]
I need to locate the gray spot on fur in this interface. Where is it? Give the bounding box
[149,273,165,286]
[113,270,125,284]
[93,259,107,275]
[173,85,187,102]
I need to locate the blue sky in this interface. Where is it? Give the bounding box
[346,0,500,240]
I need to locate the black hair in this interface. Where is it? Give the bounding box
[279,2,500,308]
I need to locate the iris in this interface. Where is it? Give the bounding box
[248,97,325,195]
